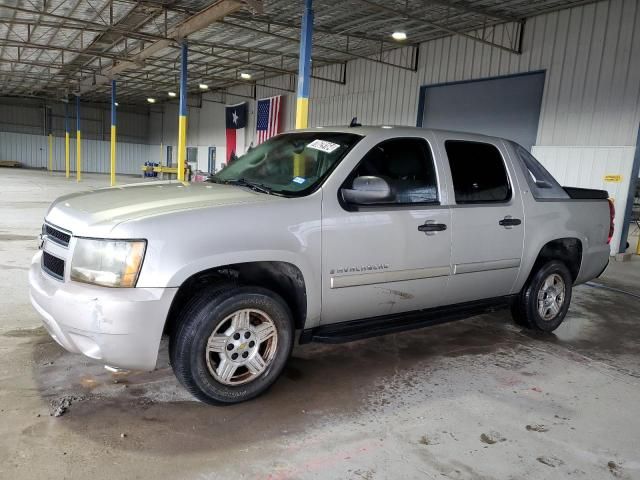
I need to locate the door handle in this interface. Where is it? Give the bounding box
[418,222,447,233]
[499,216,522,227]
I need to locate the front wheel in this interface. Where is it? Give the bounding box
[170,285,294,405]
[511,260,573,332]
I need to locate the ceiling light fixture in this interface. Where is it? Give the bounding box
[168,91,177,97]
[240,72,252,80]
[114,102,119,107]
[391,31,407,41]
[147,97,156,104]
[199,83,209,90]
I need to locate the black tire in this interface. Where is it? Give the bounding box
[510,260,573,332]
[169,285,294,405]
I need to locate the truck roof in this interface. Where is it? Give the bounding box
[292,125,504,142]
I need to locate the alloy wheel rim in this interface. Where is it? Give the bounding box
[205,308,278,386]
[537,273,566,321]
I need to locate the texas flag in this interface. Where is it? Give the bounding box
[225,102,247,164]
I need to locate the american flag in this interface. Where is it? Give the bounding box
[256,95,282,144]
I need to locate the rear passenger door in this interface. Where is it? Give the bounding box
[438,135,525,304]
[320,135,452,325]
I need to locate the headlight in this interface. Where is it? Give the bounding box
[70,238,146,288]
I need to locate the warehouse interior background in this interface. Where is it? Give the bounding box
[1,0,639,256]
[0,0,640,238]
[2,0,640,478]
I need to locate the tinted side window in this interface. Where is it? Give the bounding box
[346,137,438,204]
[445,140,511,204]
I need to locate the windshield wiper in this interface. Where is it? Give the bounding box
[226,178,273,195]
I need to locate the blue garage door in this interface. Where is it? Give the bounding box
[419,72,546,151]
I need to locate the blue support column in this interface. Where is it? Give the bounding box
[295,0,313,130]
[618,124,640,254]
[177,40,188,182]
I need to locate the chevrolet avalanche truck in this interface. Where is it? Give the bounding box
[29,127,613,405]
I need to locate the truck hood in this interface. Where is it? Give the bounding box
[45,181,275,236]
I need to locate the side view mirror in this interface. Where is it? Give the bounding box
[341,176,393,204]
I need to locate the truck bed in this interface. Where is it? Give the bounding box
[563,187,609,200]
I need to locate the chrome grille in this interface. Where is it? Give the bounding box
[43,223,71,247]
[42,251,65,280]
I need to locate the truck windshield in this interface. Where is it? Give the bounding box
[210,132,362,196]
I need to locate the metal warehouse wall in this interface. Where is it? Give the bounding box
[164,0,639,156]
[0,131,156,175]
[0,97,150,143]
[148,91,260,171]
[0,97,153,174]
[293,0,640,146]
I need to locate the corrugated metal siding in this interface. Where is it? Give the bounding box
[0,131,47,168]
[263,0,640,149]
[0,131,154,175]
[532,145,636,251]
[0,97,150,144]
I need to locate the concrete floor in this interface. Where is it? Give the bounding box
[1,168,640,480]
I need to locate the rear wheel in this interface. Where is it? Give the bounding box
[170,285,294,404]
[511,260,572,332]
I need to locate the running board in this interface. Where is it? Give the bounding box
[299,296,513,344]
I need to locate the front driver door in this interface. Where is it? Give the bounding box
[321,134,452,326]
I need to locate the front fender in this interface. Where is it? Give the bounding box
[115,195,323,328]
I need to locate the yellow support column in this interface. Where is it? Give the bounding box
[48,133,53,172]
[110,126,116,186]
[76,131,81,182]
[76,96,81,182]
[177,116,187,181]
[65,132,70,178]
[293,99,309,177]
[295,98,309,130]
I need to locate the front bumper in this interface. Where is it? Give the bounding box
[29,251,178,370]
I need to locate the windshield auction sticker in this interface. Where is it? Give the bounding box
[307,139,340,153]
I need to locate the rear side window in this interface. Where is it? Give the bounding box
[445,140,511,204]
[513,143,569,200]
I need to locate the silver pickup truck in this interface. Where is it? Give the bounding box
[29,126,613,404]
